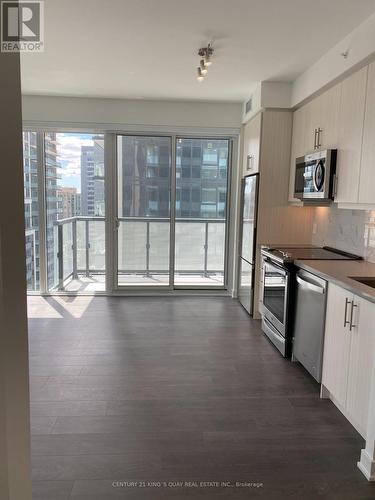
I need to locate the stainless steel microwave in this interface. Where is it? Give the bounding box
[294,149,337,201]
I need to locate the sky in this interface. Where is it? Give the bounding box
[56,133,95,192]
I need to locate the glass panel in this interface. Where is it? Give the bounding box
[175,222,205,271]
[149,222,170,272]
[89,219,106,271]
[76,219,86,271]
[23,131,40,291]
[117,135,171,286]
[118,220,147,272]
[62,222,73,278]
[174,138,229,287]
[207,222,225,271]
[45,133,105,291]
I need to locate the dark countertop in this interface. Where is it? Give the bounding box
[295,259,375,304]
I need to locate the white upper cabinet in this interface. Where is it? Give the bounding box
[288,85,340,202]
[242,113,261,177]
[288,62,375,208]
[310,85,341,151]
[359,61,375,204]
[335,66,368,204]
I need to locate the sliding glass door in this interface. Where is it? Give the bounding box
[22,131,231,293]
[45,132,105,292]
[115,135,229,290]
[116,135,172,287]
[174,138,229,287]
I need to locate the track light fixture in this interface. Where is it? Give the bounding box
[196,43,214,82]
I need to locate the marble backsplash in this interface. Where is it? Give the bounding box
[311,205,375,263]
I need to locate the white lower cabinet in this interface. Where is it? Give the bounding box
[322,283,351,407]
[322,282,375,437]
[346,296,375,435]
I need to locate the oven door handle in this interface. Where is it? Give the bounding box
[264,258,287,273]
[296,275,325,294]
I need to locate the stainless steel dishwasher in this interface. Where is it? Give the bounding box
[292,269,327,382]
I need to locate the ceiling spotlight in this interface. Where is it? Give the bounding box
[204,54,212,66]
[200,59,208,75]
[197,67,205,82]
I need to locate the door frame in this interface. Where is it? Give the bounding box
[172,135,233,291]
[22,123,239,296]
[110,133,233,293]
[111,132,175,292]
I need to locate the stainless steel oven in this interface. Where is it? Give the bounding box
[294,149,337,201]
[262,258,290,357]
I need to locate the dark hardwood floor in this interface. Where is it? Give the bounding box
[28,296,375,499]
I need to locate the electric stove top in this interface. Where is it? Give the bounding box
[261,246,362,265]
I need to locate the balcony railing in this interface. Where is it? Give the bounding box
[53,216,225,290]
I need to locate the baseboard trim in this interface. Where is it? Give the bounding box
[358,450,375,481]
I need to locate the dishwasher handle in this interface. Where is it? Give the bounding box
[296,275,325,294]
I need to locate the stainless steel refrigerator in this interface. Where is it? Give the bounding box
[238,174,259,315]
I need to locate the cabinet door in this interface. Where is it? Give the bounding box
[242,113,261,177]
[305,98,320,152]
[359,61,375,204]
[314,84,341,150]
[346,295,375,436]
[289,106,308,202]
[336,66,368,203]
[322,283,352,407]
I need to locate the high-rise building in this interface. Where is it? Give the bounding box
[23,131,39,290]
[23,131,60,290]
[93,137,105,216]
[81,137,104,216]
[44,132,61,288]
[176,138,228,219]
[81,145,94,215]
[117,136,228,218]
[58,186,81,218]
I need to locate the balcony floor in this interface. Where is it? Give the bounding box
[63,273,225,292]
[28,296,374,500]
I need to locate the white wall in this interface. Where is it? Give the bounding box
[241,82,292,123]
[0,52,32,499]
[22,95,242,133]
[291,11,375,107]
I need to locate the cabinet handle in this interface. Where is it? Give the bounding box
[344,298,351,328]
[314,129,318,150]
[246,154,253,170]
[317,127,323,149]
[349,302,358,331]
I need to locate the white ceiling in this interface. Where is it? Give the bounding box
[21,0,375,102]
